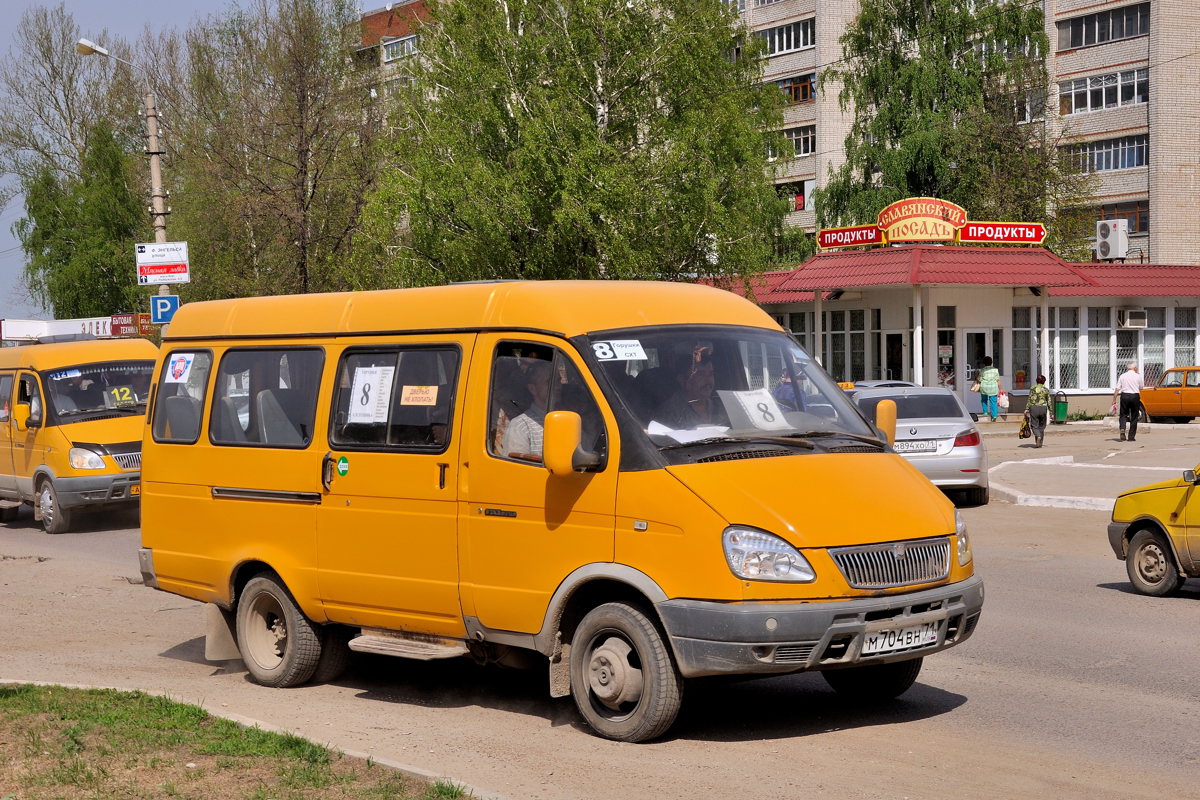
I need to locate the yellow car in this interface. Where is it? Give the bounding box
[1108,468,1200,595]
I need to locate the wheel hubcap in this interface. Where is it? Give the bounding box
[39,488,54,526]
[587,635,643,711]
[1138,544,1168,583]
[247,595,287,669]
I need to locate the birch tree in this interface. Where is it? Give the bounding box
[363,0,789,285]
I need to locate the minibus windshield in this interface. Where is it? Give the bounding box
[44,360,155,419]
[588,326,879,452]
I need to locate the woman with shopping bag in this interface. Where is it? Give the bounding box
[1026,375,1051,447]
[978,356,1003,421]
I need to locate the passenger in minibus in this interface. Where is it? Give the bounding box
[502,358,552,461]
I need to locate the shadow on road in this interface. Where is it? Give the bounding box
[320,652,965,744]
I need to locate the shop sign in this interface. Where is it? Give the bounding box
[111,312,152,337]
[877,197,967,243]
[957,221,1047,244]
[817,225,885,249]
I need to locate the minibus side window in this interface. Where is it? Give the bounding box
[152,351,213,443]
[329,347,459,451]
[0,374,12,422]
[210,348,324,448]
[17,374,42,427]
[488,342,606,466]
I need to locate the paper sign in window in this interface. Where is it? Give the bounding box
[401,385,438,406]
[591,340,647,361]
[164,354,195,383]
[347,366,394,424]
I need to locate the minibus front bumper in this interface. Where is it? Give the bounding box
[655,574,984,678]
[51,473,141,508]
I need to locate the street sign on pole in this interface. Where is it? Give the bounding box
[135,241,190,285]
[150,295,181,325]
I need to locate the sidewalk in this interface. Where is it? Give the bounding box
[976,418,1200,510]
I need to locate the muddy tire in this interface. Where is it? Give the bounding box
[570,602,682,743]
[311,625,353,684]
[1126,530,1183,597]
[236,574,321,687]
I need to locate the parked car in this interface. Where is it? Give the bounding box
[1107,468,1200,596]
[851,380,917,389]
[850,386,989,506]
[1140,367,1200,423]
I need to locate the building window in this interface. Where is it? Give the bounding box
[1056,307,1079,390]
[776,73,816,104]
[1099,201,1149,235]
[382,34,418,63]
[1012,307,1040,390]
[1014,89,1046,123]
[782,125,816,158]
[756,19,816,57]
[776,178,816,212]
[1087,307,1112,389]
[1059,69,1148,115]
[1070,135,1148,173]
[1174,308,1196,368]
[754,0,782,6]
[1057,2,1149,51]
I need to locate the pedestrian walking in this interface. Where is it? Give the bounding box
[1113,361,1145,441]
[978,356,1003,421]
[1027,375,1051,448]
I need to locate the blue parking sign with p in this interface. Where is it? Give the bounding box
[151,294,181,325]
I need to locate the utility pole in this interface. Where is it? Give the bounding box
[142,91,170,297]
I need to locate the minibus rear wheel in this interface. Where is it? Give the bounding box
[822,657,923,701]
[236,573,321,687]
[37,480,71,534]
[570,602,682,743]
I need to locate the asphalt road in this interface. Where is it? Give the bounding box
[3,428,1199,799]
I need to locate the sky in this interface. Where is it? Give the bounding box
[1,0,372,321]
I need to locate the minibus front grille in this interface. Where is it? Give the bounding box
[113,452,142,471]
[695,448,793,463]
[829,537,951,589]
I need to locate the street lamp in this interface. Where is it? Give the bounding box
[76,37,171,297]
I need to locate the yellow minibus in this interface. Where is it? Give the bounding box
[139,281,983,742]
[1,336,157,533]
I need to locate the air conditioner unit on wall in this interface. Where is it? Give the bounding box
[1118,308,1147,329]
[1096,218,1129,260]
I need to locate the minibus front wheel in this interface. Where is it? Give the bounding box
[236,573,322,688]
[37,480,71,534]
[570,602,683,743]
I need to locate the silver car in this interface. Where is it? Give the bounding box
[850,386,989,506]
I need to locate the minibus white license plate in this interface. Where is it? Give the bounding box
[893,439,936,453]
[862,622,938,655]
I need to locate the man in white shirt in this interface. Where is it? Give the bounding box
[1113,362,1145,442]
[502,358,553,460]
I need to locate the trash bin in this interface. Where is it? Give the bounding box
[1052,391,1068,424]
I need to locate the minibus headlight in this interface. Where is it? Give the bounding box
[69,447,106,470]
[722,526,816,583]
[956,510,973,566]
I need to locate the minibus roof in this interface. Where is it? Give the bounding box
[162,280,779,340]
[0,337,158,370]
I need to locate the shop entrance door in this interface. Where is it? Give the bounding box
[964,329,1005,413]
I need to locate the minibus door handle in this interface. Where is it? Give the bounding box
[321,451,335,491]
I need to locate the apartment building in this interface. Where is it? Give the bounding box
[742,0,1198,264]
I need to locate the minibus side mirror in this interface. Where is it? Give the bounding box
[874,398,897,446]
[1184,469,1198,485]
[543,410,601,476]
[12,402,30,432]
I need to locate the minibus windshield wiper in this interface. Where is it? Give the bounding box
[794,430,888,448]
[658,434,815,452]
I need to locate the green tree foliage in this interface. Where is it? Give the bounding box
[363,0,789,285]
[161,0,381,300]
[14,121,150,317]
[818,0,1094,257]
